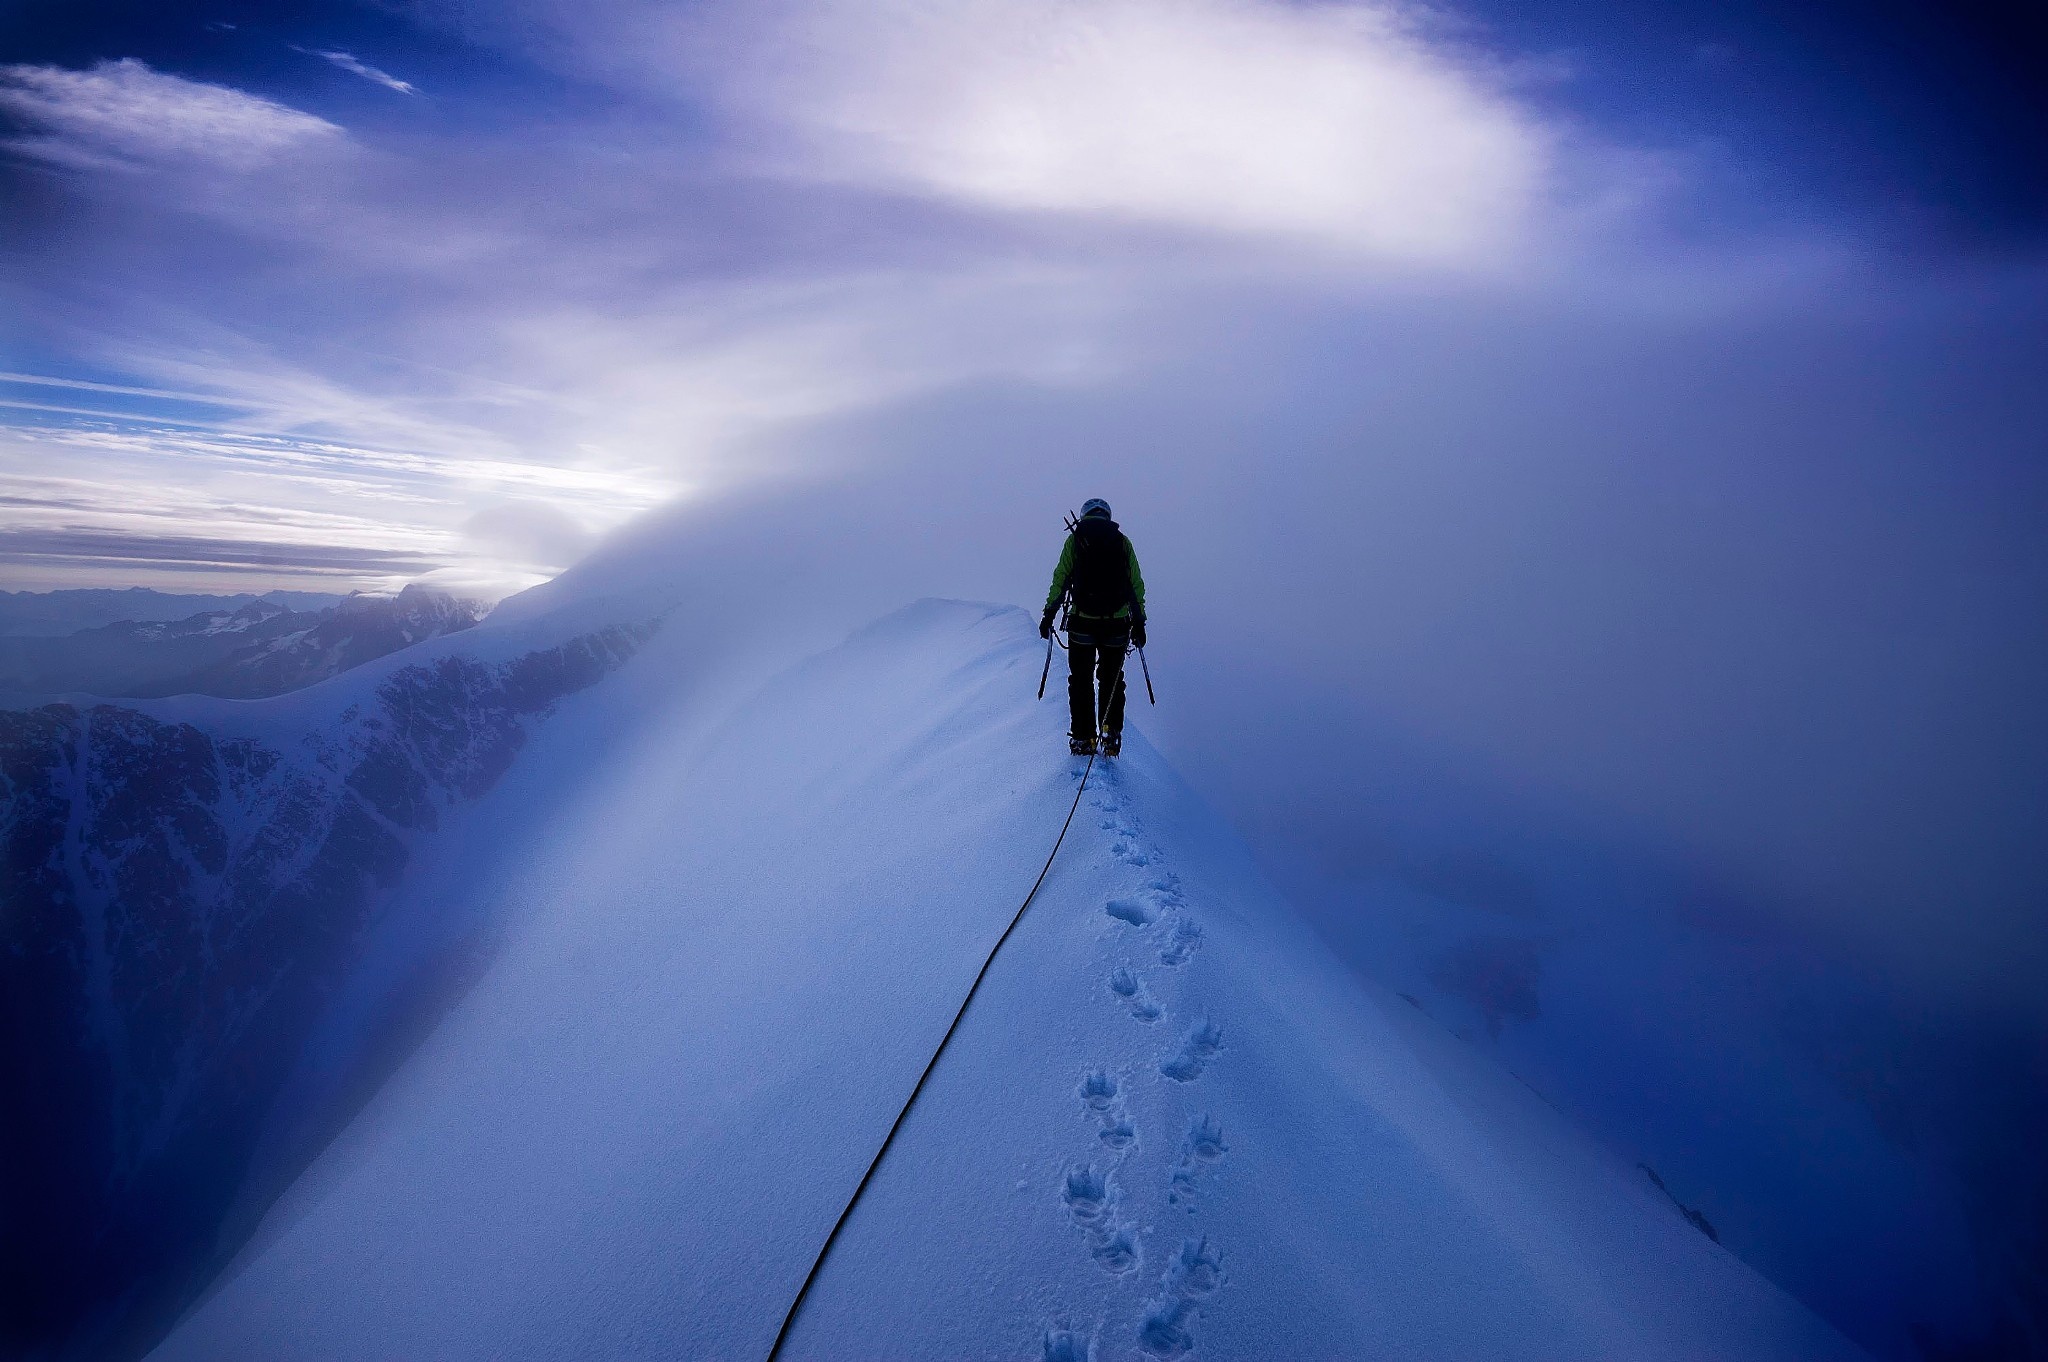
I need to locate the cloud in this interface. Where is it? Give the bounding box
[462,500,596,571]
[775,0,1549,261]
[526,0,1553,264]
[0,527,444,575]
[0,3,1955,609]
[0,8,1578,599]
[0,407,675,597]
[292,47,419,96]
[0,58,344,172]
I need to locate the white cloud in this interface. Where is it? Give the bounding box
[293,47,419,96]
[462,499,596,571]
[593,0,1553,265]
[0,58,343,172]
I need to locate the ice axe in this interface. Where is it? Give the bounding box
[1137,644,1155,705]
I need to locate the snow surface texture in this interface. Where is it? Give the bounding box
[152,601,1865,1361]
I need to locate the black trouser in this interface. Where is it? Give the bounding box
[1067,617,1129,740]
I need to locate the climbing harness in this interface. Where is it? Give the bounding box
[764,745,1100,1360]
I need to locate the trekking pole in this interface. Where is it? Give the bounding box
[1138,645,1155,704]
[1036,590,1070,701]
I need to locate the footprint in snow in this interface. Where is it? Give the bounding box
[1079,1069,1137,1149]
[1061,1165,1140,1276]
[1080,1069,1120,1110]
[1094,1225,1139,1273]
[1063,1166,1110,1225]
[1105,896,1156,927]
[1042,1325,1094,1362]
[1160,918,1202,967]
[1168,1115,1228,1210]
[1137,1238,1225,1359]
[1160,1020,1223,1083]
[1108,967,1162,1022]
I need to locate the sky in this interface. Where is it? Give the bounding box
[0,0,2042,989]
[0,0,2040,1002]
[1,0,2040,596]
[2,0,2044,1348]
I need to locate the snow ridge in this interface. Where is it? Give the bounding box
[141,601,1869,1362]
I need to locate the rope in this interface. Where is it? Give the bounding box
[764,749,1099,1361]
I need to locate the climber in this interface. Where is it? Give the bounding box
[1040,498,1146,757]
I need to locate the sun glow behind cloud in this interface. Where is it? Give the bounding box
[0,374,677,595]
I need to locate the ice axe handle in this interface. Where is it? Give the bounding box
[1138,645,1155,705]
[1037,631,1055,699]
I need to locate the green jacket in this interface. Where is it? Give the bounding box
[1045,529,1146,620]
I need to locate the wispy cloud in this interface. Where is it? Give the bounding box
[0,371,241,403]
[291,46,419,96]
[0,402,676,595]
[0,58,343,171]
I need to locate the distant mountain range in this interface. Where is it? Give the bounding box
[0,585,488,700]
[0,587,346,638]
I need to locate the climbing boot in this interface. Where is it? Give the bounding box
[1070,734,1098,756]
[1101,732,1122,757]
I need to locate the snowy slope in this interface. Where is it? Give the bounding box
[151,599,1864,1361]
[0,598,651,1358]
[1300,864,1993,1358]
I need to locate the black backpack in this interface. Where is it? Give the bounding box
[1067,516,1133,617]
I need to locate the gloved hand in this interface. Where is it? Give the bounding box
[1040,609,1056,640]
[1132,618,1147,649]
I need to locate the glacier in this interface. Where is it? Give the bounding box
[140,585,1866,1361]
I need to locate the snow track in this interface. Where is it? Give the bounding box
[150,600,1869,1362]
